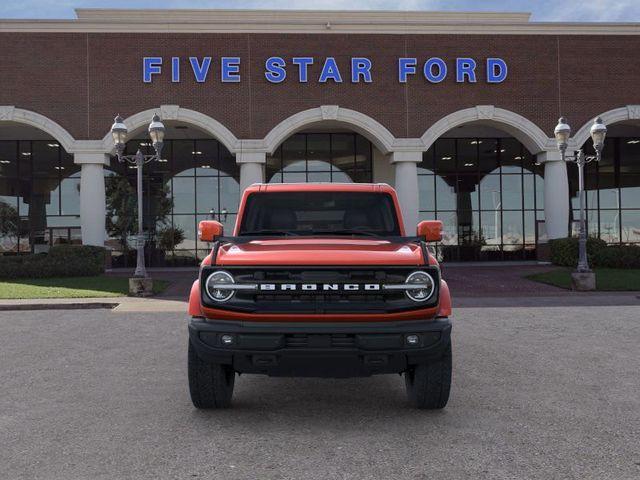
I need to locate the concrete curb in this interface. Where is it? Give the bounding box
[0,302,119,312]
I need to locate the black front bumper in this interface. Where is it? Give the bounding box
[189,317,452,378]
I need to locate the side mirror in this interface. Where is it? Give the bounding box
[198,220,224,242]
[417,220,442,242]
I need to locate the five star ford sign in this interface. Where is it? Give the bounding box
[142,56,508,84]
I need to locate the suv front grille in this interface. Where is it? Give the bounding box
[201,266,440,314]
[255,293,390,303]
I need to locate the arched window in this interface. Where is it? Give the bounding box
[107,138,239,267]
[266,133,373,184]
[569,135,640,244]
[0,139,79,253]
[418,137,544,261]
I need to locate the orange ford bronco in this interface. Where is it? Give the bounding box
[188,183,452,409]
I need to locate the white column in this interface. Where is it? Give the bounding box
[391,151,421,235]
[75,152,109,246]
[539,151,569,239]
[237,151,266,192]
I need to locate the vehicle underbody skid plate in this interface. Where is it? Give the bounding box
[189,318,451,377]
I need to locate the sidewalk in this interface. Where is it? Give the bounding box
[0,296,188,313]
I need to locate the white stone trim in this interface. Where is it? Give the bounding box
[100,105,240,154]
[421,106,553,154]
[392,151,421,233]
[236,151,267,164]
[571,105,640,148]
[389,150,423,164]
[542,157,570,240]
[76,155,109,247]
[535,151,563,164]
[73,149,111,166]
[239,158,265,192]
[0,106,76,153]
[263,106,397,155]
[389,138,426,153]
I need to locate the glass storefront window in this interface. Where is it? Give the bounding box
[524,210,536,245]
[434,139,456,175]
[621,210,640,243]
[523,174,536,210]
[266,132,373,185]
[0,140,79,254]
[282,135,306,173]
[569,136,640,245]
[420,136,545,260]
[418,174,435,211]
[0,141,17,177]
[502,211,524,248]
[173,140,196,176]
[479,175,501,211]
[307,134,331,171]
[435,176,456,211]
[60,174,81,216]
[172,177,196,214]
[195,177,218,214]
[620,182,640,209]
[478,139,499,172]
[501,175,523,211]
[500,138,523,174]
[106,138,240,267]
[599,210,620,243]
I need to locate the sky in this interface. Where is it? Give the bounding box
[1,0,640,22]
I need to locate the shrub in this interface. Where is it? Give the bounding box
[549,237,607,267]
[156,226,185,252]
[0,245,106,279]
[593,245,640,269]
[550,237,640,269]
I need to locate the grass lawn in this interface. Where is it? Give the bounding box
[0,276,169,299]
[526,268,640,291]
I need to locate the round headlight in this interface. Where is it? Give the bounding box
[205,271,235,302]
[405,271,435,302]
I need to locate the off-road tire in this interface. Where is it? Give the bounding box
[404,340,452,409]
[188,340,235,409]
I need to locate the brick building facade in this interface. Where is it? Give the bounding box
[1,9,640,264]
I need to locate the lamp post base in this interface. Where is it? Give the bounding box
[129,277,154,297]
[571,271,596,291]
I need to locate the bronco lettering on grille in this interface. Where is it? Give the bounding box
[258,283,381,292]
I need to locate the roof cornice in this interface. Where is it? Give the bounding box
[0,9,639,35]
[76,9,533,23]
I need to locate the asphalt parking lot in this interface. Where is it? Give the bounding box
[1,306,639,480]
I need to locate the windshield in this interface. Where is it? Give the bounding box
[238,191,401,237]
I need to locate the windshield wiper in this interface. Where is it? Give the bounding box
[314,229,382,238]
[239,229,300,236]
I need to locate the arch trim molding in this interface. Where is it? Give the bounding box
[0,106,76,153]
[572,105,640,148]
[100,105,240,154]
[262,106,397,155]
[420,105,553,154]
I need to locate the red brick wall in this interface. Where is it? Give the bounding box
[1,32,639,142]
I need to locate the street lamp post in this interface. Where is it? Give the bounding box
[110,114,165,286]
[554,116,607,288]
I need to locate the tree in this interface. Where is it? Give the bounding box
[105,175,173,252]
[157,226,185,252]
[0,201,21,251]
